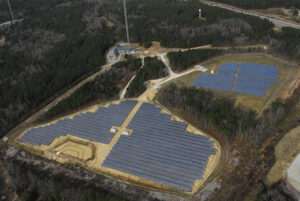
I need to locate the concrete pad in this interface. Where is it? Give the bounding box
[287,152,300,193]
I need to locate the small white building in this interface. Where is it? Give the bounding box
[122,130,129,135]
[110,128,117,133]
[113,44,137,59]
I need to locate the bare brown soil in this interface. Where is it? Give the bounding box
[280,68,300,101]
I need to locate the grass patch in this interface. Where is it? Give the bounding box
[173,53,293,112]
[173,71,204,87]
[266,126,300,185]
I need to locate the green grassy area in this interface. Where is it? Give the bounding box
[172,53,293,112]
[173,71,204,87]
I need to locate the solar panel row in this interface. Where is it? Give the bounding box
[18,100,138,146]
[103,103,216,191]
[193,63,278,96]
[218,63,239,75]
[239,63,277,82]
[193,74,234,91]
[234,63,278,96]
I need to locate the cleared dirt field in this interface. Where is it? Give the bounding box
[266,126,300,185]
[173,54,294,113]
[54,141,93,160]
[280,68,300,101]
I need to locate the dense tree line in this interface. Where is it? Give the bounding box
[0,0,66,22]
[0,33,114,137]
[158,84,292,144]
[40,56,142,121]
[158,84,256,138]
[16,0,89,36]
[23,186,124,201]
[126,56,168,97]
[211,0,300,9]
[270,27,300,60]
[167,49,222,72]
[104,0,274,48]
[257,180,298,201]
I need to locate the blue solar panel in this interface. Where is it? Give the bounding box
[19,100,137,145]
[233,63,278,96]
[218,63,239,75]
[193,63,278,96]
[19,101,216,191]
[193,74,234,91]
[103,103,216,191]
[239,63,278,82]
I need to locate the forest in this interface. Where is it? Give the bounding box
[167,49,222,72]
[23,187,123,201]
[158,84,257,138]
[210,0,300,9]
[0,33,113,138]
[126,56,168,97]
[40,56,142,121]
[0,0,117,139]
[157,84,292,145]
[104,0,274,48]
[270,27,300,60]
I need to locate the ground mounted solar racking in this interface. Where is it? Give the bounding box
[193,63,278,96]
[102,103,216,191]
[18,100,138,146]
[17,100,218,192]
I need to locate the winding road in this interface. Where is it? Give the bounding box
[200,0,300,30]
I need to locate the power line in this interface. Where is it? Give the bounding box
[122,0,130,47]
[6,0,15,23]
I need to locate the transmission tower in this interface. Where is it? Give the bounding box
[6,0,15,23]
[123,0,130,48]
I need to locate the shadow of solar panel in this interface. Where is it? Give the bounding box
[103,103,216,191]
[18,100,137,146]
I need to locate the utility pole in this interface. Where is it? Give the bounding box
[123,0,130,48]
[199,9,202,19]
[6,0,15,23]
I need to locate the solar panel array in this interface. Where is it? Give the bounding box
[193,74,235,91]
[238,63,278,83]
[233,63,278,96]
[193,63,278,96]
[102,103,216,191]
[217,63,239,75]
[18,100,137,146]
[193,63,237,91]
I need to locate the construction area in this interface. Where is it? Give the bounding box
[14,99,220,193]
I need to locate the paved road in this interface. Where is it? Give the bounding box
[200,1,300,30]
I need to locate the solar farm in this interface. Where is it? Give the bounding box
[16,100,219,192]
[193,63,278,96]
